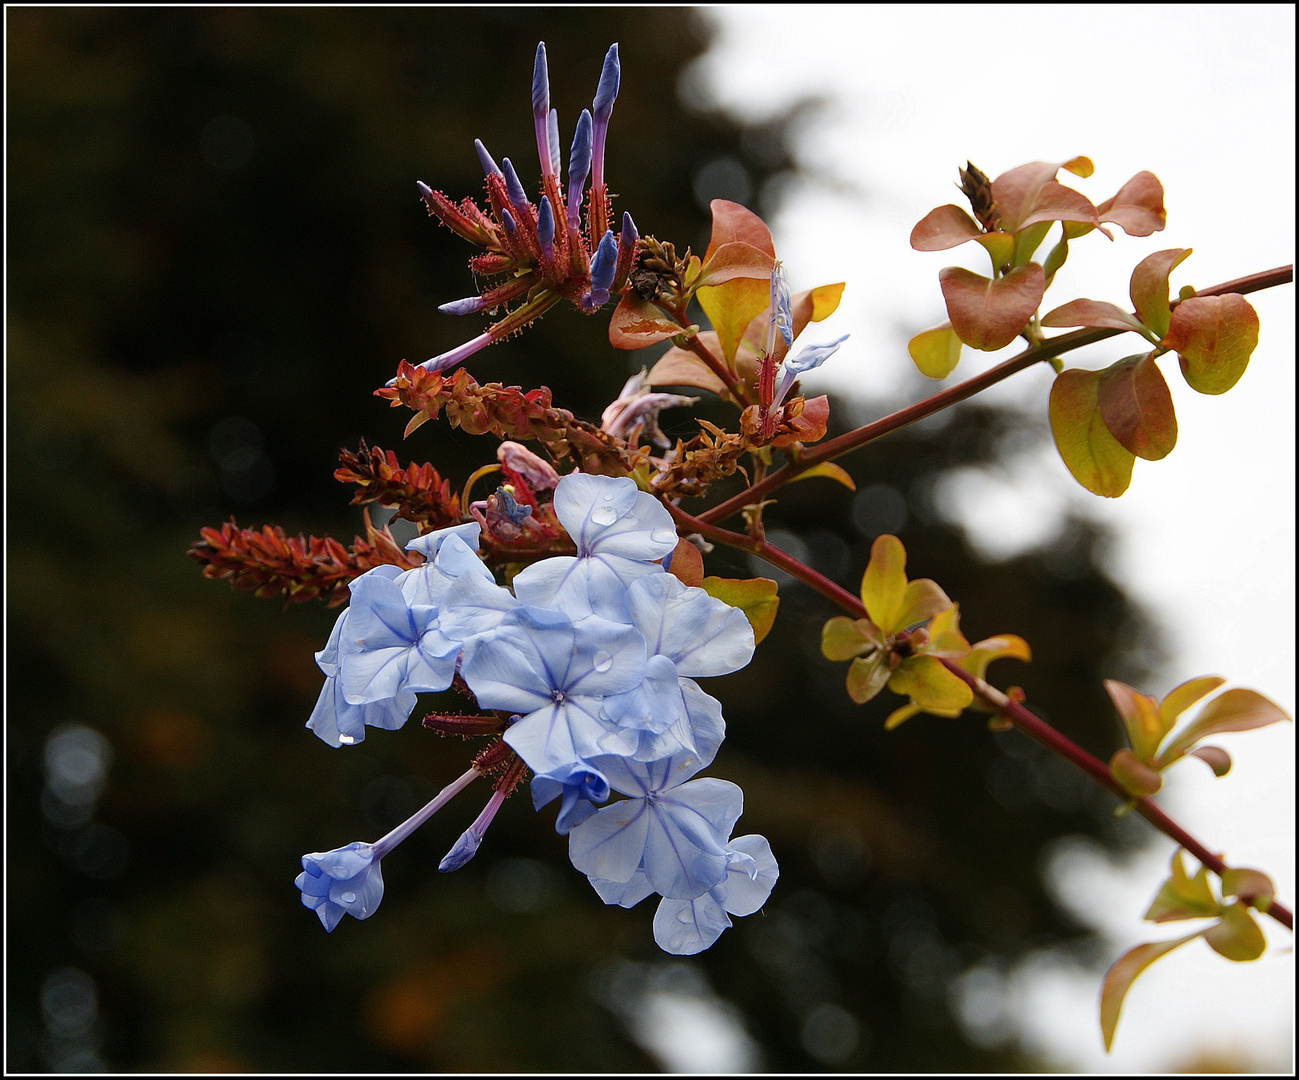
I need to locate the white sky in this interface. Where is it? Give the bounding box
[676,4,1294,1072]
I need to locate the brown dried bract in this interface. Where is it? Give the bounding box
[335,440,462,530]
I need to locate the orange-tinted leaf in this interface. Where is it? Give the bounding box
[821,616,883,662]
[896,578,952,630]
[666,538,703,587]
[1100,933,1202,1051]
[1104,678,1168,762]
[888,655,973,712]
[910,204,982,251]
[788,461,856,491]
[960,634,1031,680]
[805,282,845,323]
[1041,298,1150,336]
[1098,171,1166,237]
[1061,155,1094,178]
[695,240,775,289]
[1097,353,1177,461]
[939,263,1045,351]
[1129,248,1192,339]
[992,161,1099,233]
[1189,746,1232,777]
[698,276,770,367]
[846,651,892,705]
[704,199,776,262]
[1158,675,1226,730]
[609,292,685,349]
[908,323,963,379]
[701,576,779,645]
[1203,902,1266,962]
[646,340,729,395]
[1220,867,1275,911]
[1109,747,1163,798]
[1144,850,1220,922]
[1164,294,1260,395]
[860,534,908,633]
[1159,688,1291,766]
[773,394,830,447]
[1049,369,1136,497]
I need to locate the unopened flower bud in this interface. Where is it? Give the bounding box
[474,138,503,178]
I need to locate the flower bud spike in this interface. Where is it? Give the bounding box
[591,43,619,192]
[501,157,530,214]
[548,108,562,183]
[582,229,618,310]
[438,296,490,316]
[474,138,503,178]
[537,195,556,260]
[612,211,639,292]
[439,789,506,872]
[532,42,553,176]
[566,110,593,232]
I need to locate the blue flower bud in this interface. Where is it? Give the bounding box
[416,180,433,199]
[590,229,618,293]
[547,108,561,181]
[438,296,488,316]
[501,209,518,237]
[537,196,556,257]
[593,43,620,122]
[620,211,639,250]
[438,826,483,872]
[474,138,502,178]
[501,157,529,211]
[531,41,550,121]
[566,110,593,226]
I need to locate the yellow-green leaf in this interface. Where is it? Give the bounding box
[908,323,963,379]
[1104,679,1167,763]
[808,282,845,322]
[895,578,953,631]
[1158,688,1291,767]
[1109,747,1163,798]
[887,655,973,712]
[788,461,856,491]
[1129,247,1192,339]
[1100,933,1202,1051]
[1220,867,1275,912]
[1144,849,1220,922]
[701,576,780,645]
[821,616,882,662]
[884,702,924,730]
[697,276,771,368]
[960,634,1031,680]
[1049,368,1136,497]
[1164,293,1260,395]
[860,534,908,634]
[1203,902,1267,962]
[846,651,892,705]
[1158,675,1226,732]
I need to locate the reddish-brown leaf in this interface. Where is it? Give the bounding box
[910,204,982,251]
[1163,294,1260,395]
[939,263,1045,351]
[1129,248,1192,339]
[1098,171,1166,237]
[991,161,1099,233]
[1097,353,1177,461]
[704,199,776,262]
[1041,298,1150,336]
[695,241,775,289]
[608,292,685,349]
[667,537,704,587]
[1049,368,1136,497]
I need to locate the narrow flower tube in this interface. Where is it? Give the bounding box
[438,296,490,316]
[768,261,793,353]
[537,195,556,261]
[771,334,850,409]
[416,331,495,376]
[532,42,553,177]
[591,42,620,189]
[547,109,561,183]
[566,110,593,231]
[439,788,507,872]
[474,138,503,178]
[373,767,481,859]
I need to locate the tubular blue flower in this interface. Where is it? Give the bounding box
[509,472,677,620]
[537,195,556,260]
[652,834,779,954]
[582,229,619,310]
[771,333,850,410]
[415,331,494,376]
[591,43,620,190]
[767,260,794,353]
[296,766,479,930]
[438,295,490,316]
[567,748,743,899]
[474,138,502,178]
[532,761,611,834]
[612,210,639,291]
[440,786,508,871]
[501,158,530,214]
[460,605,647,775]
[532,42,552,176]
[566,109,593,231]
[547,109,561,183]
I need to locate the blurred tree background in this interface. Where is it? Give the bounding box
[8,8,1163,1072]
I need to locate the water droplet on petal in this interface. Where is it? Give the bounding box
[651,528,677,545]
[338,734,355,745]
[677,907,693,923]
[590,505,618,526]
[341,891,357,904]
[593,651,613,673]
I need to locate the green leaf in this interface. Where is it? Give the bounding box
[608,292,685,349]
[939,263,1045,351]
[909,204,982,251]
[788,461,856,491]
[1042,233,1069,285]
[1012,220,1052,266]
[1203,902,1267,962]
[1164,293,1260,395]
[1158,688,1291,767]
[887,656,974,712]
[846,651,892,705]
[1049,368,1136,497]
[884,702,925,730]
[1096,353,1177,461]
[701,576,779,645]
[860,534,908,634]
[1220,867,1276,912]
[821,616,882,662]
[895,578,952,630]
[1109,748,1163,798]
[974,231,1015,269]
[1100,933,1202,1051]
[908,323,963,379]
[1144,850,1221,922]
[697,275,771,368]
[1129,248,1192,338]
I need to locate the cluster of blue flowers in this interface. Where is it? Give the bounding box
[296,472,777,954]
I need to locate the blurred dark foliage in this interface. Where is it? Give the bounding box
[7,8,1162,1072]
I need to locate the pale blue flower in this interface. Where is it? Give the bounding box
[296,842,384,932]
[568,749,742,899]
[531,761,611,834]
[652,834,779,954]
[772,333,850,410]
